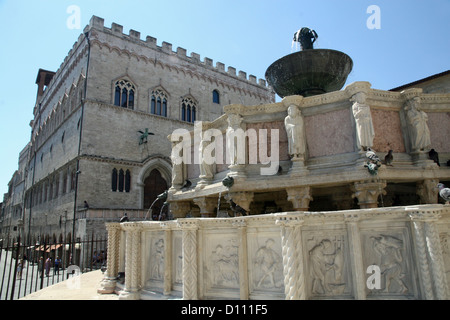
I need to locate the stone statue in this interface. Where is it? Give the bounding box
[226,114,243,165]
[351,92,375,151]
[284,105,306,159]
[199,135,215,180]
[293,27,318,50]
[404,97,431,152]
[171,141,184,186]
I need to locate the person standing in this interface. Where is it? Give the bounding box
[54,256,62,275]
[45,257,52,277]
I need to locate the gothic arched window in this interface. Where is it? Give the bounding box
[181,97,197,123]
[150,89,168,117]
[114,79,136,109]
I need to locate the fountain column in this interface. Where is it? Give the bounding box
[98,223,121,294]
[276,215,307,300]
[178,220,199,300]
[119,223,143,300]
[193,197,217,217]
[351,180,386,209]
[408,208,448,299]
[416,179,439,204]
[286,187,312,211]
[170,201,191,218]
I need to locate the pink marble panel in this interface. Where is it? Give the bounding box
[246,121,289,162]
[428,112,450,152]
[305,108,354,158]
[371,109,406,153]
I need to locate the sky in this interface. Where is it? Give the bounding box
[0,0,449,197]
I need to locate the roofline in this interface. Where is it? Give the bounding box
[389,70,450,92]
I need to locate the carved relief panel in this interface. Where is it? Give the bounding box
[203,231,240,298]
[247,231,284,299]
[303,231,353,298]
[361,228,417,298]
[145,231,165,289]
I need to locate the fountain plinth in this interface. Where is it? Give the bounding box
[265,28,353,98]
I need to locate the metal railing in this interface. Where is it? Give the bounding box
[0,233,107,300]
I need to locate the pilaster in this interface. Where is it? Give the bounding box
[344,213,366,300]
[178,220,199,300]
[408,208,448,300]
[276,215,306,300]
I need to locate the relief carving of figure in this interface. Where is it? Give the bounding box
[351,92,375,151]
[254,239,282,288]
[210,244,239,287]
[371,235,408,294]
[150,238,164,280]
[309,239,345,295]
[404,97,431,152]
[284,105,306,159]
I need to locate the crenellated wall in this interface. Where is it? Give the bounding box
[99,204,450,300]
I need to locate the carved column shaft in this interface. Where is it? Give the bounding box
[416,179,439,204]
[276,217,306,300]
[98,223,121,294]
[344,214,366,300]
[193,197,217,217]
[234,219,249,300]
[424,221,449,299]
[119,224,142,300]
[410,218,435,299]
[286,187,312,211]
[352,180,386,209]
[180,221,198,300]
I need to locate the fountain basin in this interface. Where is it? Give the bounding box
[265,49,353,98]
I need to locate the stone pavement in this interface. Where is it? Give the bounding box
[20,269,119,300]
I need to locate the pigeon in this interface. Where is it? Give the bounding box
[119,212,129,223]
[428,149,440,166]
[229,199,248,216]
[438,183,450,204]
[384,150,393,166]
[366,148,381,164]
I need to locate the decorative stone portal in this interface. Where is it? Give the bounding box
[98,204,450,300]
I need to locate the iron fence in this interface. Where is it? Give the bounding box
[0,233,107,300]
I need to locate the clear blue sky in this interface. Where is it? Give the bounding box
[0,0,449,197]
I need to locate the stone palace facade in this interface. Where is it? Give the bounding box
[0,15,274,241]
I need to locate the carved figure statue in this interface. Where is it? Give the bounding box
[199,135,215,180]
[309,239,335,294]
[293,27,318,50]
[284,105,306,159]
[404,97,431,152]
[171,141,184,186]
[351,92,375,151]
[226,114,243,165]
[210,244,239,287]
